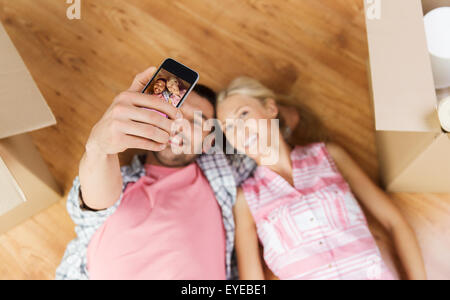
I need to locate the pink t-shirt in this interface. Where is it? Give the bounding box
[87,163,226,280]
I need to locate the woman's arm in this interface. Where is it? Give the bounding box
[234,188,265,280]
[326,143,427,280]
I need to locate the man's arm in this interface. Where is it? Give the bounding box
[79,148,122,210]
[79,67,180,210]
[56,156,145,280]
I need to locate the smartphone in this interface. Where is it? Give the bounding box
[141,58,199,114]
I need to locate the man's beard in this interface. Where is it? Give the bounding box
[153,147,199,167]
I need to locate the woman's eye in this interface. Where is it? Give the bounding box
[239,111,249,118]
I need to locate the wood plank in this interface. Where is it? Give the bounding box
[0,0,448,279]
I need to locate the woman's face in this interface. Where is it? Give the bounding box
[167,78,180,95]
[217,94,278,158]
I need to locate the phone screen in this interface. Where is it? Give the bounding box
[142,64,196,108]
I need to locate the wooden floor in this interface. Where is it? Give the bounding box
[0,0,449,279]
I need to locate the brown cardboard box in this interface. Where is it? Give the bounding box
[364,0,450,193]
[0,22,61,233]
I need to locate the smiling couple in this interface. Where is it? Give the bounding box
[56,67,425,280]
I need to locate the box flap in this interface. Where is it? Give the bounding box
[387,133,450,192]
[0,156,26,216]
[0,22,56,139]
[376,130,439,186]
[0,134,61,233]
[364,0,440,132]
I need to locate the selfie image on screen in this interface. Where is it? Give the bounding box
[144,69,191,107]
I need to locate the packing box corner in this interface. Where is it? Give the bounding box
[0,21,61,234]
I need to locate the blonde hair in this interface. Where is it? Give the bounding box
[167,77,179,84]
[217,76,328,146]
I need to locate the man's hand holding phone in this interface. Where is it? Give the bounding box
[85,67,182,156]
[80,60,198,210]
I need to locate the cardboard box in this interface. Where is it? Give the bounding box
[0,22,61,233]
[364,0,450,193]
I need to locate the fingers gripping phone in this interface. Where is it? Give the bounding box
[141,58,199,117]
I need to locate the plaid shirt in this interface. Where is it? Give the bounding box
[55,152,256,280]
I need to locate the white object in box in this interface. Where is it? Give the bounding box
[424,7,450,89]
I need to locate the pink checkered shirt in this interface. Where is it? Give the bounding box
[241,143,394,280]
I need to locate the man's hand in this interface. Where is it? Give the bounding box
[79,67,181,210]
[86,67,182,156]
